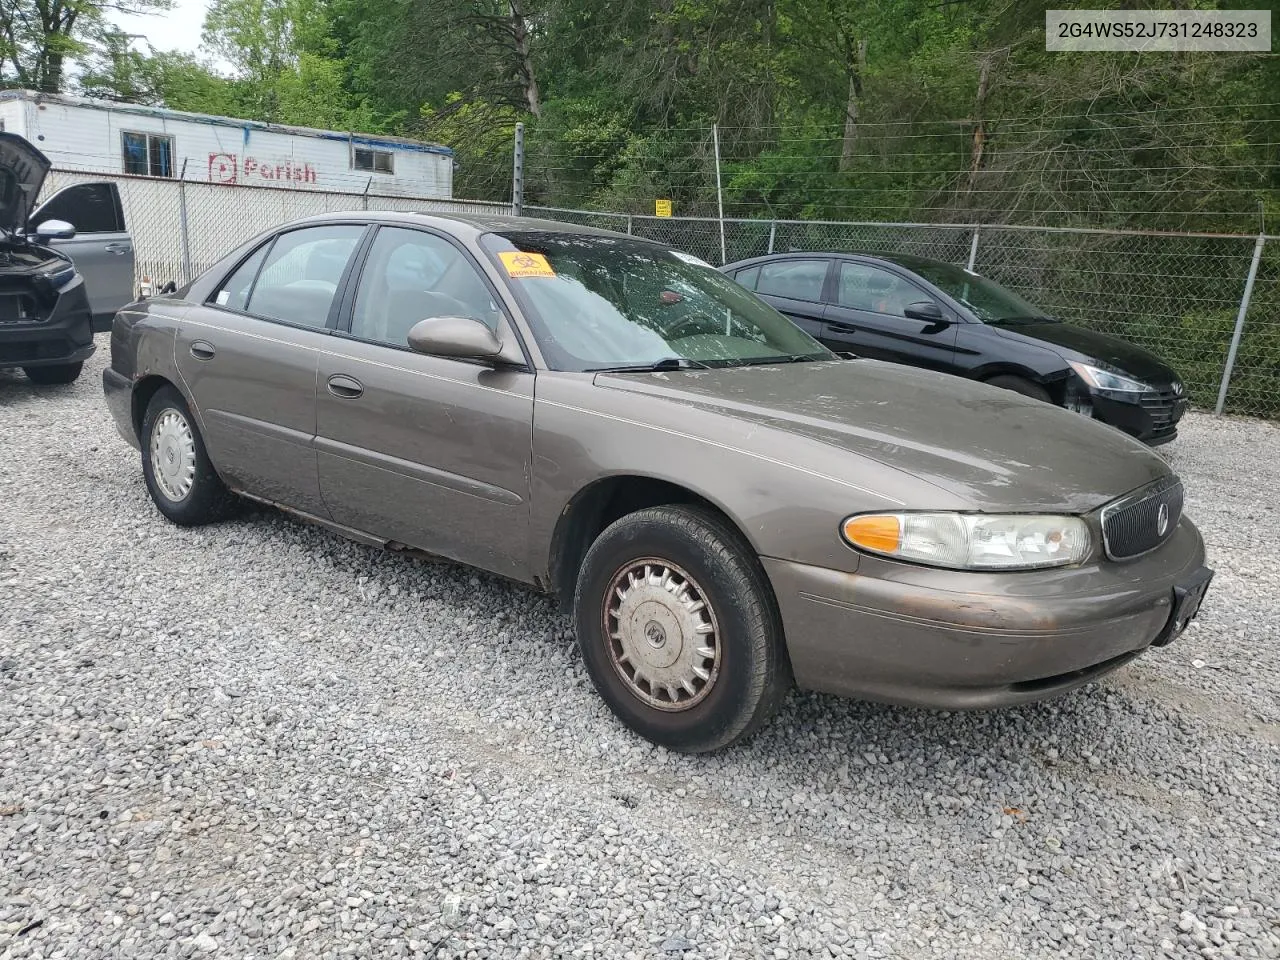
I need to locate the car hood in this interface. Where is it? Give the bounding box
[594,360,1171,513]
[988,320,1177,384]
[0,133,51,234]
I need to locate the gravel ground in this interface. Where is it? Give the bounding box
[2,344,1278,960]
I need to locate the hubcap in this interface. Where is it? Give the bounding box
[150,408,196,502]
[604,559,720,712]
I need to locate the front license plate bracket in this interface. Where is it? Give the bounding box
[1151,566,1214,648]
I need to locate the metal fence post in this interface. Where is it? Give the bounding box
[512,122,525,217]
[362,177,372,210]
[177,158,193,285]
[767,220,776,255]
[712,123,727,265]
[626,215,633,235]
[967,224,980,271]
[1215,234,1267,415]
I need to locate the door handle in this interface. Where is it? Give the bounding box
[827,320,858,333]
[327,374,364,399]
[104,242,132,255]
[189,340,216,361]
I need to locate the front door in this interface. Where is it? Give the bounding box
[821,260,958,371]
[315,225,535,581]
[175,223,368,516]
[32,182,135,330]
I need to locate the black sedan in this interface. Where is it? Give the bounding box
[721,252,1189,444]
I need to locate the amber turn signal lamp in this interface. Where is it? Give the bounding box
[842,514,901,553]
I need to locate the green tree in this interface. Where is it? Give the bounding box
[0,0,172,92]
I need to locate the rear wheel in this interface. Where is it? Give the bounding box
[573,505,791,753]
[986,374,1051,403]
[23,362,83,385]
[141,386,236,525]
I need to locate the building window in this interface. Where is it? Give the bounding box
[122,131,174,178]
[352,146,394,174]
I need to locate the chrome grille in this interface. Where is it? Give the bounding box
[1101,476,1184,561]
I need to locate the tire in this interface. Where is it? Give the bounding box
[140,385,236,526]
[23,362,83,385]
[573,505,792,753]
[985,374,1051,403]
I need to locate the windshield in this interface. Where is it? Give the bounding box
[481,232,833,372]
[907,261,1053,324]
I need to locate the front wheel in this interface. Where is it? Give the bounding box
[985,373,1051,403]
[140,386,236,525]
[573,505,792,753]
[23,362,83,385]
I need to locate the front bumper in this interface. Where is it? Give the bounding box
[764,517,1208,709]
[0,277,95,368]
[1090,387,1189,445]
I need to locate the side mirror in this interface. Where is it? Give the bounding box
[903,301,945,323]
[34,219,76,242]
[407,316,524,366]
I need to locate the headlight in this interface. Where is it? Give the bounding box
[1068,361,1152,393]
[35,264,76,296]
[842,512,1091,570]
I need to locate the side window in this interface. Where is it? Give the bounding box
[351,227,502,347]
[734,265,761,290]
[243,225,365,329]
[755,259,827,302]
[31,183,124,233]
[837,262,924,318]
[210,243,271,312]
[122,132,174,178]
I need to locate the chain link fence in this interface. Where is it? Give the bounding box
[530,206,1276,420]
[40,168,510,289]
[33,170,1278,420]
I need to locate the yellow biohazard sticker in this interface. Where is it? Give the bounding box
[499,251,556,279]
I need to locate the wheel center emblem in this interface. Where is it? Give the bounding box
[643,620,668,648]
[1156,503,1169,536]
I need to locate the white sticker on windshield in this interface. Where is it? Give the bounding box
[215,290,230,305]
[670,250,714,269]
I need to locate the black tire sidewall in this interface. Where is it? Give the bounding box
[140,386,228,525]
[23,362,83,385]
[988,374,1050,403]
[574,507,781,752]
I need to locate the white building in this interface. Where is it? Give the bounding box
[0,90,454,198]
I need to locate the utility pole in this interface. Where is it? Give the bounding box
[512,122,525,217]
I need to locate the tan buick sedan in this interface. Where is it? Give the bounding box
[104,212,1212,752]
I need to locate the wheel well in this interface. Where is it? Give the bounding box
[548,477,746,611]
[130,375,175,439]
[977,365,1067,403]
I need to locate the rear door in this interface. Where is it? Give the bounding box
[315,225,535,581]
[734,258,831,339]
[31,182,134,331]
[176,222,368,516]
[821,260,958,371]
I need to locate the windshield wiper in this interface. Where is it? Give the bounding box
[725,353,828,367]
[586,357,709,373]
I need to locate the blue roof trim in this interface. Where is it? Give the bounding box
[0,90,454,158]
[314,131,453,157]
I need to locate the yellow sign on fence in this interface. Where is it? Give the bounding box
[655,199,673,218]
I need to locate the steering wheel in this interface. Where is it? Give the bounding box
[662,313,722,341]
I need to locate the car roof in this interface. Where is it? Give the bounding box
[283,209,646,244]
[722,251,952,272]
